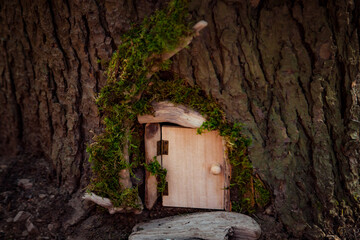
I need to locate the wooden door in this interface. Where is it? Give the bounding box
[161,126,226,209]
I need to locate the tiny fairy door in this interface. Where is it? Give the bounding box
[160,125,227,209]
[142,103,231,211]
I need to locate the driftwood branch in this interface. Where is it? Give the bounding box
[145,20,208,79]
[82,193,142,215]
[138,101,206,128]
[129,211,261,240]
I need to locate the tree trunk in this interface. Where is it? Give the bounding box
[1,0,359,238]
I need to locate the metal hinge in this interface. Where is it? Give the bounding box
[157,140,169,155]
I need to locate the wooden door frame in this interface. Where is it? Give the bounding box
[139,101,231,211]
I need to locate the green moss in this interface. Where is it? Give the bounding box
[254,179,270,207]
[87,0,269,212]
[144,157,167,193]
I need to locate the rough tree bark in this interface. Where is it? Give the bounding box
[1,0,359,238]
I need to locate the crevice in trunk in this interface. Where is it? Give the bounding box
[47,0,69,70]
[71,40,84,192]
[4,40,24,150]
[94,0,116,51]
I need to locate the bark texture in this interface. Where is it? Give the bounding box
[1,0,360,238]
[0,0,159,192]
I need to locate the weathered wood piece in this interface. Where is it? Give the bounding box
[138,101,206,128]
[145,20,208,79]
[82,193,142,215]
[144,123,161,210]
[129,211,261,240]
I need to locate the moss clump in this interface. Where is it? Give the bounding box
[144,157,167,193]
[87,0,269,211]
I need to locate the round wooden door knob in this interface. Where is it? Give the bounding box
[210,163,222,175]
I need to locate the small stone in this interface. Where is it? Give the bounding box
[39,194,47,199]
[18,179,33,190]
[21,230,28,237]
[48,222,60,233]
[49,195,55,199]
[13,211,31,222]
[47,223,54,232]
[26,219,38,234]
[6,218,13,223]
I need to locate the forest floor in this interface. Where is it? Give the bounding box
[0,155,288,240]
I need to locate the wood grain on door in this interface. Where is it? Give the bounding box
[162,126,225,209]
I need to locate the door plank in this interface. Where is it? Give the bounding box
[162,126,225,209]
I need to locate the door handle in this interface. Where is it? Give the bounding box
[210,163,222,175]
